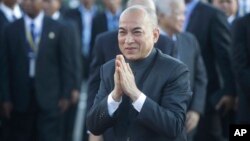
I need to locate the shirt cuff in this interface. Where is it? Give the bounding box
[107,93,122,116]
[132,93,146,112]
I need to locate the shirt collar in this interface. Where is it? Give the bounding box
[159,28,177,41]
[0,3,22,22]
[105,8,122,19]
[52,11,60,20]
[227,15,235,24]
[24,11,44,34]
[79,5,97,15]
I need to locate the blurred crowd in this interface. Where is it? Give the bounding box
[0,0,249,141]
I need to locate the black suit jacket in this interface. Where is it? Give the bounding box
[186,2,236,112]
[176,32,207,114]
[232,14,250,123]
[90,12,108,51]
[57,14,82,91]
[0,10,9,102]
[87,30,176,111]
[63,8,83,38]
[87,48,192,141]
[2,17,74,112]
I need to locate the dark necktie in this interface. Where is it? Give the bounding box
[30,22,36,43]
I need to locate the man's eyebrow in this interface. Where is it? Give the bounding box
[118,27,142,31]
[118,27,126,30]
[132,27,142,31]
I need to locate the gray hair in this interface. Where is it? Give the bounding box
[126,0,156,11]
[156,0,185,16]
[121,5,158,28]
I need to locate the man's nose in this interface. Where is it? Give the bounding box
[125,34,134,44]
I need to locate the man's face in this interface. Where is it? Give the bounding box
[103,0,122,11]
[3,0,18,7]
[21,0,43,18]
[118,10,159,60]
[213,0,238,17]
[161,2,185,34]
[43,0,60,16]
[81,0,95,8]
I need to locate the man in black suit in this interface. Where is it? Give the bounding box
[157,0,207,140]
[0,0,22,140]
[212,0,239,24]
[43,0,82,140]
[64,0,98,80]
[184,0,236,141]
[1,0,74,140]
[87,1,176,140]
[232,14,250,124]
[87,5,192,141]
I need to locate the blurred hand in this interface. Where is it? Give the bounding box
[88,134,103,141]
[111,56,124,102]
[116,55,141,102]
[234,96,239,111]
[58,98,69,113]
[216,95,235,116]
[2,102,13,119]
[185,110,200,133]
[71,89,80,105]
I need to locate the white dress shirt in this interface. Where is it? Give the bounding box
[0,3,22,22]
[107,92,146,116]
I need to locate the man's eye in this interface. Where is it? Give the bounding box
[119,31,126,35]
[134,31,142,35]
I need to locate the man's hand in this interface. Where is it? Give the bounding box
[71,89,80,105]
[116,55,141,102]
[2,101,13,119]
[88,134,103,141]
[58,98,69,113]
[185,110,200,133]
[216,95,235,115]
[111,57,124,102]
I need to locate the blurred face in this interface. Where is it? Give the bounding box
[213,0,238,17]
[81,0,95,9]
[118,9,159,60]
[103,0,122,12]
[3,0,18,8]
[21,0,43,18]
[43,0,60,16]
[160,2,185,34]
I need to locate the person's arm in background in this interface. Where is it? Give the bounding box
[186,34,207,133]
[211,10,236,113]
[0,25,12,119]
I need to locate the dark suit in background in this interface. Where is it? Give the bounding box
[64,7,97,79]
[55,13,82,141]
[87,30,176,112]
[0,10,9,108]
[87,48,192,141]
[90,12,108,50]
[232,14,250,124]
[2,16,73,141]
[185,2,236,141]
[0,9,10,141]
[175,32,207,140]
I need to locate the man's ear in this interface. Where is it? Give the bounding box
[153,27,160,43]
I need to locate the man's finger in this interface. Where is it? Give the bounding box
[216,99,223,110]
